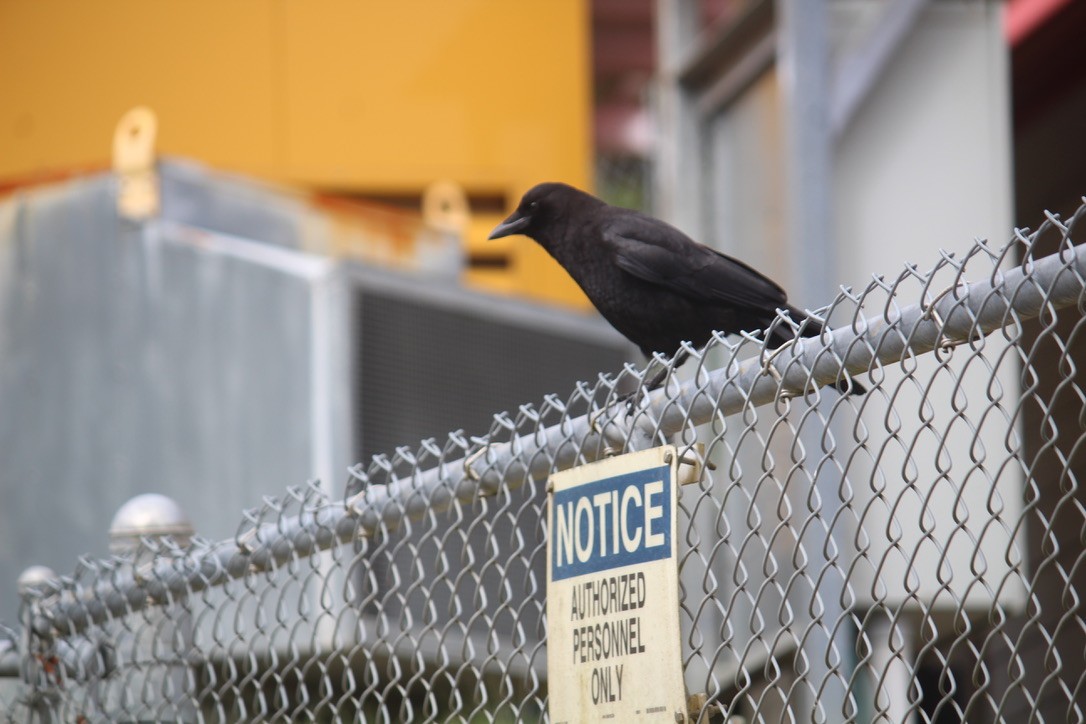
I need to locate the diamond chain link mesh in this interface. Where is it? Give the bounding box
[4,203,1086,722]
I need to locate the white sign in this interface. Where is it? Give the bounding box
[547,445,687,723]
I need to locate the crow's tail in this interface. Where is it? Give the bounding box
[767,306,866,396]
[764,305,822,347]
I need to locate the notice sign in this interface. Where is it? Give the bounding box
[546,445,687,723]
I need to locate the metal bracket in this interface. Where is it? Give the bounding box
[672,443,708,485]
[112,106,159,220]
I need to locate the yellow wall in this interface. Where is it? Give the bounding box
[0,0,592,307]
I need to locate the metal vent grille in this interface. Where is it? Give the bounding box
[354,284,631,466]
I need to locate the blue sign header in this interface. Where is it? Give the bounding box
[551,465,672,581]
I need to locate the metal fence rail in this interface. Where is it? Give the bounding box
[4,201,1086,722]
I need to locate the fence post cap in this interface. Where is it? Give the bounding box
[109,494,193,552]
[17,565,57,597]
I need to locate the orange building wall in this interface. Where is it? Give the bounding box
[0,0,593,307]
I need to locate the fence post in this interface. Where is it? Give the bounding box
[18,566,59,724]
[105,494,196,722]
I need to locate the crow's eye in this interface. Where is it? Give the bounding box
[528,201,538,210]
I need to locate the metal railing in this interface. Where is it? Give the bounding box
[4,202,1086,722]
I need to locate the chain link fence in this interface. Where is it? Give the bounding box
[4,201,1086,722]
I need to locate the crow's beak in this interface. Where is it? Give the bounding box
[488,211,530,240]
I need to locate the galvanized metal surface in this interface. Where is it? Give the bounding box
[0,169,346,631]
[0,162,627,637]
[2,198,1085,721]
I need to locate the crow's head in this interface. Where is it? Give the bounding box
[488,182,595,242]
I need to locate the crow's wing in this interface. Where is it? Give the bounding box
[603,213,788,309]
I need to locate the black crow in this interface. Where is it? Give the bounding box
[489,182,864,395]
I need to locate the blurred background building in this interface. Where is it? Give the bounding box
[2,1,1085,718]
[0,0,634,625]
